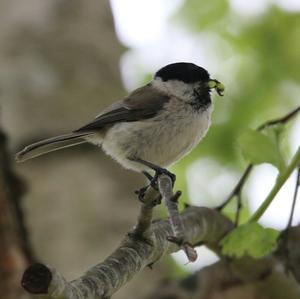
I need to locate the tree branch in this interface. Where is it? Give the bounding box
[22,207,233,299]
[131,188,159,239]
[21,106,300,299]
[158,174,197,262]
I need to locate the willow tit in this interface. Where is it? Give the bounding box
[16,62,224,180]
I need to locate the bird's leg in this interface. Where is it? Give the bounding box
[134,171,153,202]
[142,171,154,182]
[129,156,176,187]
[134,171,163,203]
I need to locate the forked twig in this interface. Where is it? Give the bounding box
[130,188,160,240]
[158,174,197,262]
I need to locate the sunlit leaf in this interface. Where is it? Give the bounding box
[220,223,279,258]
[238,128,285,170]
[262,124,287,171]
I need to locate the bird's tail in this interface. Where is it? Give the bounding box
[15,132,92,162]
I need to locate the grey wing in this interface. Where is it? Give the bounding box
[74,84,170,133]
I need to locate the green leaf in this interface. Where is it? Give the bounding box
[238,128,285,170]
[262,124,287,171]
[220,223,279,258]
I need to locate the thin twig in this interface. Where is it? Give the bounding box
[158,174,197,262]
[217,164,253,211]
[234,192,242,227]
[131,189,160,239]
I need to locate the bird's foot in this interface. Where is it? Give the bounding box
[151,168,176,187]
[130,157,176,201]
[129,157,176,186]
[134,185,150,202]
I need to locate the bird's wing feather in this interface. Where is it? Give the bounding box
[74,84,169,132]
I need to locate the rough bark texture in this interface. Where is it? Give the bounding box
[21,206,234,299]
[158,176,197,262]
[20,194,300,299]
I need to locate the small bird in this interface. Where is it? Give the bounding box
[16,62,224,190]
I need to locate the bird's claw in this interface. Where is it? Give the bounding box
[134,185,149,202]
[152,168,176,187]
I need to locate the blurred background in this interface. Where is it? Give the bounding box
[0,0,299,298]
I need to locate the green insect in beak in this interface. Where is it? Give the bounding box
[207,79,225,96]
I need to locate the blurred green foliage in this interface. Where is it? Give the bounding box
[171,1,300,203]
[152,1,300,277]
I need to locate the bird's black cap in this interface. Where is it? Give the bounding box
[155,62,210,83]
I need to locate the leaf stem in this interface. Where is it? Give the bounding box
[287,166,300,228]
[249,146,300,222]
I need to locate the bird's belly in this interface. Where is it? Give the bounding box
[101,109,211,172]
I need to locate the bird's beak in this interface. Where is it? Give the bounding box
[207,79,225,96]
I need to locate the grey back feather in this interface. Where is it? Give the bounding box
[74,84,170,133]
